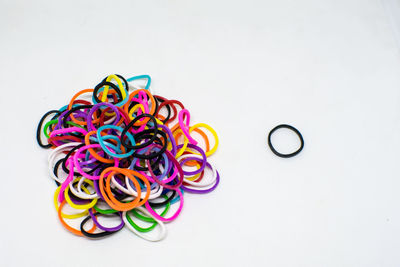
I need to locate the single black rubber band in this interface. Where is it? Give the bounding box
[153,96,171,124]
[120,114,158,149]
[93,81,123,105]
[80,212,122,238]
[61,144,85,174]
[132,130,168,159]
[268,124,304,158]
[61,104,93,129]
[36,110,61,148]
[53,159,64,186]
[128,99,141,112]
[101,74,129,94]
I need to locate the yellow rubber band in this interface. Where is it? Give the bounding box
[54,186,89,219]
[64,179,98,210]
[183,162,202,181]
[129,104,163,126]
[173,129,189,158]
[101,74,126,102]
[189,123,219,157]
[128,104,146,120]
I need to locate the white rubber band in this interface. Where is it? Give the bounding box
[178,154,217,187]
[122,206,167,242]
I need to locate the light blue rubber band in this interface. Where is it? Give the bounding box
[83,137,122,164]
[126,74,151,90]
[97,125,135,158]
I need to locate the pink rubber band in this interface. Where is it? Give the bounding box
[50,127,88,137]
[178,109,198,145]
[58,159,74,202]
[73,144,119,180]
[144,188,184,222]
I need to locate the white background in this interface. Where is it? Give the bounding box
[0,0,400,266]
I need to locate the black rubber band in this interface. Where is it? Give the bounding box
[53,159,64,186]
[61,104,93,129]
[120,114,158,150]
[93,81,123,105]
[132,130,168,159]
[268,124,304,158]
[61,144,85,175]
[36,110,61,148]
[101,74,129,94]
[148,190,177,208]
[153,96,171,124]
[80,212,122,238]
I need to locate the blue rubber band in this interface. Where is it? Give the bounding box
[126,74,151,90]
[97,125,135,158]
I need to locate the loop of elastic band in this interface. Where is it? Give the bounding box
[267,124,304,158]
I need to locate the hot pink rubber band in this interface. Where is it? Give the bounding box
[144,188,184,222]
[50,127,88,137]
[58,159,74,203]
[73,144,119,180]
[178,109,198,145]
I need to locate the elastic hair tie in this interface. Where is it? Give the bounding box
[189,123,219,157]
[73,144,119,180]
[101,74,129,100]
[144,188,184,222]
[88,208,124,232]
[97,125,135,158]
[126,75,151,90]
[99,167,150,211]
[93,81,123,104]
[86,102,121,131]
[181,162,220,194]
[155,99,184,123]
[54,186,89,219]
[267,124,304,158]
[37,110,61,148]
[81,211,122,238]
[123,206,167,242]
[120,114,158,149]
[60,104,93,129]
[126,195,170,233]
[176,144,207,176]
[178,109,198,145]
[57,200,97,236]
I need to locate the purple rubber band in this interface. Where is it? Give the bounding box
[180,158,220,194]
[89,209,124,232]
[176,143,207,175]
[86,102,121,131]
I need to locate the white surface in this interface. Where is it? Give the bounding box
[0,0,400,266]
[383,0,400,48]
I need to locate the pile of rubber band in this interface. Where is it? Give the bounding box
[36,74,219,241]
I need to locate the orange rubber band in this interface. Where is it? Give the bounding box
[99,167,151,211]
[57,201,96,236]
[68,89,94,125]
[84,131,115,164]
[123,89,156,126]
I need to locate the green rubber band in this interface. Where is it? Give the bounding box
[43,119,85,138]
[126,197,170,232]
[130,209,157,222]
[131,195,170,222]
[93,204,118,214]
